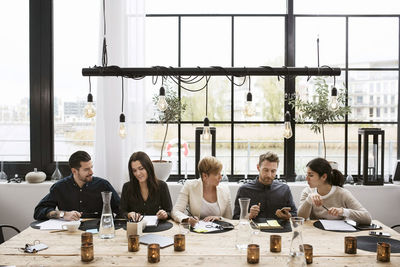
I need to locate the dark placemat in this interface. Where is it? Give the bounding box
[357,235,400,253]
[30,220,43,229]
[313,220,359,232]
[253,218,292,233]
[191,220,234,234]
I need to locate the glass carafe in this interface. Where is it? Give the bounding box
[51,161,63,181]
[236,197,252,250]
[0,161,7,180]
[288,217,306,267]
[99,191,115,239]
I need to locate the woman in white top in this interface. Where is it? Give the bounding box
[171,156,232,226]
[298,157,371,225]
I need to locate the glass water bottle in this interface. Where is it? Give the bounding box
[235,197,252,250]
[287,217,306,267]
[99,191,115,239]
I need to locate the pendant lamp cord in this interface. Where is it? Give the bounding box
[102,0,108,67]
[121,77,124,113]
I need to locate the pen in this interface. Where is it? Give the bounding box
[322,205,329,211]
[186,208,195,218]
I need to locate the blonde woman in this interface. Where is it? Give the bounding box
[172,156,232,226]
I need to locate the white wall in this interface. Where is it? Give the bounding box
[1,181,400,242]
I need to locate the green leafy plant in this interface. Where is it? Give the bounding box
[153,88,187,161]
[289,77,351,158]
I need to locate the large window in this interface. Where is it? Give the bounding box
[0,2,30,161]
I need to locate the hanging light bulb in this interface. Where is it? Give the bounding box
[84,93,96,118]
[329,86,339,111]
[157,86,168,111]
[119,113,127,139]
[244,92,256,117]
[202,116,211,141]
[84,77,96,118]
[283,111,293,139]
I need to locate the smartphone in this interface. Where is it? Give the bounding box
[369,231,391,237]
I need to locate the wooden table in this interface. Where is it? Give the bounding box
[0,220,399,266]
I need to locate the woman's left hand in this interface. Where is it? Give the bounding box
[203,216,221,222]
[327,207,344,217]
[156,209,168,220]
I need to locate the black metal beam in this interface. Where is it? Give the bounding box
[82,66,340,77]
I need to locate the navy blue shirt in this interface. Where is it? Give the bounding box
[233,178,297,219]
[34,175,120,220]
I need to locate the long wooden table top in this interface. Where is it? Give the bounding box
[0,219,399,266]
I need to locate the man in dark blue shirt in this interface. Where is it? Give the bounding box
[34,151,120,221]
[233,152,297,220]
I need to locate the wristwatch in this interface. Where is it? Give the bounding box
[59,211,65,218]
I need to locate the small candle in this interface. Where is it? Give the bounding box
[247,244,260,264]
[270,235,281,253]
[377,242,390,262]
[148,243,160,263]
[303,244,313,264]
[174,234,185,252]
[81,243,94,262]
[344,236,357,254]
[128,234,140,252]
[81,232,93,245]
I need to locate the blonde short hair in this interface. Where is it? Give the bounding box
[198,156,223,177]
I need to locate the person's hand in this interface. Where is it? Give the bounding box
[156,209,168,220]
[327,207,344,217]
[188,216,199,227]
[203,216,221,222]
[275,208,291,220]
[310,193,323,207]
[127,211,142,221]
[64,210,81,221]
[249,203,260,219]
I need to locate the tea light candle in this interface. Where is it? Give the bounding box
[247,244,260,264]
[344,236,357,254]
[81,232,93,245]
[377,242,390,262]
[174,234,185,252]
[303,244,313,264]
[148,243,160,263]
[128,234,140,252]
[81,243,94,262]
[270,235,281,252]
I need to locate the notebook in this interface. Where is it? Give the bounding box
[256,220,283,230]
[143,215,159,227]
[139,234,173,248]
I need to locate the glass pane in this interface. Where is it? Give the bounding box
[295,124,345,174]
[145,17,178,67]
[181,77,231,121]
[146,0,286,14]
[145,124,179,175]
[348,71,398,122]
[234,124,284,176]
[0,2,30,161]
[349,18,398,68]
[53,1,100,161]
[234,17,285,66]
[181,17,231,66]
[348,124,396,180]
[296,17,345,68]
[235,77,285,121]
[295,0,400,14]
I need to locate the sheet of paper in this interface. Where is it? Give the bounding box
[143,215,158,227]
[193,221,221,233]
[320,219,357,231]
[37,219,67,230]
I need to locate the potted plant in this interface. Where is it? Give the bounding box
[289,77,351,160]
[152,88,187,181]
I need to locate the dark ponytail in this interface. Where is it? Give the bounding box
[306,158,344,187]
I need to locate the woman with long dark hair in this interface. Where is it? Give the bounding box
[298,157,371,224]
[120,151,172,220]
